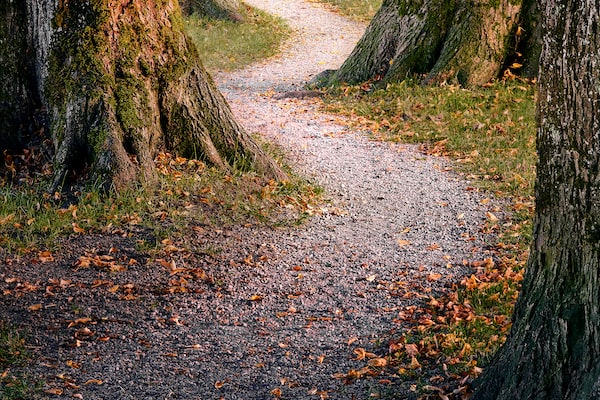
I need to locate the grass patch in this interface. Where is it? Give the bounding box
[185,5,290,72]
[322,80,536,394]
[0,322,38,400]
[0,153,322,253]
[315,0,382,21]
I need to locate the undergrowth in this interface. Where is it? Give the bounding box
[323,79,536,397]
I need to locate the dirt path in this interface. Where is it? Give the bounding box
[0,2,498,400]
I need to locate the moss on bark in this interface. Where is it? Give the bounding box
[323,0,538,87]
[3,0,285,191]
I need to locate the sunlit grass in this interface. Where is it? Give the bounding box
[0,154,322,253]
[185,5,290,72]
[316,0,382,21]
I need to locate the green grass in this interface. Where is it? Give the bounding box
[0,322,37,400]
[0,153,322,252]
[324,80,537,197]
[317,0,382,21]
[323,80,536,391]
[185,5,290,72]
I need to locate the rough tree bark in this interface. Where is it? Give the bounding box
[0,0,283,190]
[320,0,541,86]
[472,1,600,399]
[179,0,244,21]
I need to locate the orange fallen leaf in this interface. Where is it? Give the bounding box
[84,379,103,385]
[215,381,226,389]
[44,388,63,395]
[397,239,411,247]
[72,222,85,233]
[270,387,282,397]
[39,251,54,263]
[368,358,388,367]
[249,295,263,301]
[28,303,42,312]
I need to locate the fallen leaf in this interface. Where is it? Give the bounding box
[39,251,54,263]
[84,379,103,385]
[405,343,419,357]
[368,358,388,367]
[397,239,411,247]
[215,381,225,389]
[249,295,263,301]
[28,303,43,312]
[409,356,422,369]
[44,388,63,395]
[72,222,85,234]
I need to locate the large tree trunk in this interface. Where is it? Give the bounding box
[472,1,600,399]
[321,0,541,86]
[1,0,283,190]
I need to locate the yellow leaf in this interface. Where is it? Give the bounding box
[249,295,263,301]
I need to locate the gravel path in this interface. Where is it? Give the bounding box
[0,2,498,400]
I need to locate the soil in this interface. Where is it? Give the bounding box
[0,1,499,399]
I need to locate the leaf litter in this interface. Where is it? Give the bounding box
[0,0,527,399]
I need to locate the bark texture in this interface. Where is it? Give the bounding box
[179,0,244,21]
[473,1,600,399]
[1,0,283,190]
[322,0,540,87]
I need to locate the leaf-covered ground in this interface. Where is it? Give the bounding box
[0,0,531,399]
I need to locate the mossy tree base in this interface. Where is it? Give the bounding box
[322,0,540,87]
[1,0,284,191]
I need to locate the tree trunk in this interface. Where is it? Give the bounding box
[321,0,541,87]
[1,0,283,190]
[472,2,600,399]
[179,0,244,21]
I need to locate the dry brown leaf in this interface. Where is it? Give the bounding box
[28,303,42,312]
[44,388,63,395]
[409,356,422,369]
[39,251,54,263]
[368,358,388,367]
[397,239,411,247]
[405,343,419,357]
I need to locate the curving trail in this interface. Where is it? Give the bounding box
[0,2,500,400]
